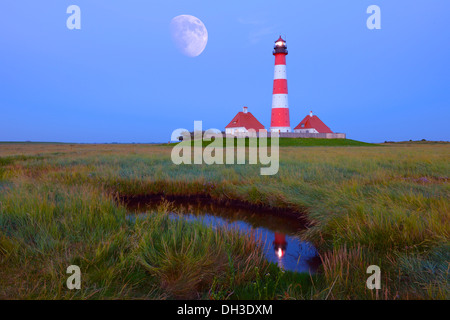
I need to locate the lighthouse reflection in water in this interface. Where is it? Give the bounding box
[128,199,320,273]
[274,233,287,259]
[180,215,319,273]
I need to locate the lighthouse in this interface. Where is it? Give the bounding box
[270,36,291,132]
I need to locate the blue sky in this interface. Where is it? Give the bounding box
[0,0,449,143]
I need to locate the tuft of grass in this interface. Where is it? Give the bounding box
[231,263,320,300]
[397,244,450,299]
[0,231,16,261]
[135,210,268,299]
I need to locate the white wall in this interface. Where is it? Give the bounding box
[270,127,291,133]
[225,127,247,135]
[294,128,319,134]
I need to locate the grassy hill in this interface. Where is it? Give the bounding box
[278,138,372,147]
[165,137,373,147]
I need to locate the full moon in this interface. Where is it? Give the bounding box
[170,15,208,57]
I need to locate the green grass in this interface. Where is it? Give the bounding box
[0,142,448,299]
[0,155,43,166]
[277,138,373,147]
[165,137,373,148]
[135,209,268,299]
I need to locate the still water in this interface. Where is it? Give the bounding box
[126,197,320,274]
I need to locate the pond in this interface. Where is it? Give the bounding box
[125,196,320,274]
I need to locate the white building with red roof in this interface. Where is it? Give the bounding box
[225,107,265,135]
[294,111,333,134]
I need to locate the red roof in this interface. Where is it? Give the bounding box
[225,111,265,130]
[294,114,333,133]
[275,36,285,43]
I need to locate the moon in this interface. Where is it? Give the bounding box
[170,15,208,57]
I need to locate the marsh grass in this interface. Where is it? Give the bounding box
[397,244,449,299]
[0,179,273,299]
[0,142,448,299]
[135,210,268,299]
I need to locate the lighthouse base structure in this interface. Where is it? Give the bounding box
[270,127,291,133]
[229,131,346,139]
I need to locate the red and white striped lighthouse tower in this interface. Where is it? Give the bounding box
[270,36,291,132]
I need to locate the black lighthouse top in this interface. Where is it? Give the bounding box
[273,36,288,55]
